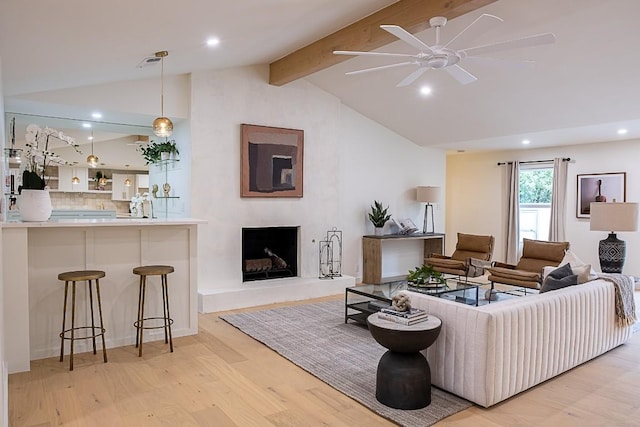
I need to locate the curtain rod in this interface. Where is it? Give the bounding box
[497,157,571,166]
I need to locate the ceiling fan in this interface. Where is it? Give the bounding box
[333,14,556,87]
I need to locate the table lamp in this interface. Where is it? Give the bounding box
[416,186,441,234]
[590,202,638,273]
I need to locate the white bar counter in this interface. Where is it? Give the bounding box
[2,218,205,373]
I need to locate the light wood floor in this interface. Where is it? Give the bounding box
[8,294,640,427]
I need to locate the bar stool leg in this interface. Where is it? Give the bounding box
[59,281,70,363]
[138,276,147,357]
[70,281,77,371]
[162,274,173,352]
[135,275,143,349]
[95,279,108,363]
[161,275,168,344]
[88,279,97,355]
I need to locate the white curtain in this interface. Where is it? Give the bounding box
[505,161,520,264]
[549,158,568,242]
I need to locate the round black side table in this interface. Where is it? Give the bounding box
[367,313,442,409]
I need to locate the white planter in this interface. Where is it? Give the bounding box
[160,152,170,161]
[374,227,384,236]
[18,189,52,222]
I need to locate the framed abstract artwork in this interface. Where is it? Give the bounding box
[241,124,304,198]
[576,172,626,218]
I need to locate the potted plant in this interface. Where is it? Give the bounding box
[406,264,446,287]
[141,140,179,164]
[369,200,391,235]
[18,124,81,221]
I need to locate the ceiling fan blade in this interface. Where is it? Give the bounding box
[345,61,415,75]
[333,50,417,59]
[444,13,503,50]
[396,67,429,87]
[443,64,477,85]
[464,55,535,69]
[380,25,433,53]
[459,33,556,57]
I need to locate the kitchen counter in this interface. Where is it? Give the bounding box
[1,217,205,228]
[2,218,205,373]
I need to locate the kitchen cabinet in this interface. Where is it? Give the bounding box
[136,174,149,190]
[111,173,135,201]
[57,166,88,192]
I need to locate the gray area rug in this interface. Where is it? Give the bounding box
[220,300,472,427]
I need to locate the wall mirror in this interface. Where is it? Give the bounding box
[5,112,153,170]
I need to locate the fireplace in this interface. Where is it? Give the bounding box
[242,226,298,282]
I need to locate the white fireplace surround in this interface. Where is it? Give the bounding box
[200,224,355,312]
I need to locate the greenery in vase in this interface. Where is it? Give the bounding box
[368,200,391,228]
[140,139,179,164]
[20,124,81,192]
[406,264,446,285]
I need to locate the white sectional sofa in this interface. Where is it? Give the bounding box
[406,278,634,407]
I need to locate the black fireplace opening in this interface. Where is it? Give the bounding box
[242,226,298,282]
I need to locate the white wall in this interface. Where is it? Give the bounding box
[447,140,640,276]
[0,55,8,427]
[190,65,445,289]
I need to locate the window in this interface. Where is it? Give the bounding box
[519,166,553,244]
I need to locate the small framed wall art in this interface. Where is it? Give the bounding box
[576,172,626,218]
[241,124,304,198]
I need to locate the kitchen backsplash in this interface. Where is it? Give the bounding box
[50,192,130,214]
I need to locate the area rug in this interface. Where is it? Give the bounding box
[220,300,472,427]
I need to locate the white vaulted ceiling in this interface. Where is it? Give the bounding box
[1,0,639,151]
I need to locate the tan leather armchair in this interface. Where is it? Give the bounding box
[425,233,495,281]
[487,238,570,293]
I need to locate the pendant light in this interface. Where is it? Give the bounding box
[152,50,173,137]
[72,176,80,185]
[86,130,99,167]
[124,164,132,186]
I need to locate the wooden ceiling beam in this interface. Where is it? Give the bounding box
[269,0,498,86]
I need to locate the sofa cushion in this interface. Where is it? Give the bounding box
[571,264,592,284]
[541,273,578,293]
[548,262,573,279]
[560,250,598,281]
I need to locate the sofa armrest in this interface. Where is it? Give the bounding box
[428,253,450,260]
[492,261,516,269]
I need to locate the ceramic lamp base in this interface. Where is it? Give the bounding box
[599,233,625,273]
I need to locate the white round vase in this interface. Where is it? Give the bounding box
[19,189,52,222]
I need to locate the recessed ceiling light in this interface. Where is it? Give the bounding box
[206,37,220,47]
[522,139,531,145]
[419,86,432,96]
[91,112,102,119]
[617,128,628,135]
[82,123,92,128]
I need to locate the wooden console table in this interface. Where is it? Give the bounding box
[362,233,445,284]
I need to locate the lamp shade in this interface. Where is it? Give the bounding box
[590,202,639,232]
[416,186,441,203]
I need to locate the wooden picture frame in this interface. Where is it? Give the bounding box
[241,124,304,198]
[576,172,626,218]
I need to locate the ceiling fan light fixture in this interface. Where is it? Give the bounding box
[152,50,173,137]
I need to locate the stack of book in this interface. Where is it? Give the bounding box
[377,307,429,325]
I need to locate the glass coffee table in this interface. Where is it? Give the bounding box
[345,279,484,325]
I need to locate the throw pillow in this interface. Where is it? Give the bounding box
[541,274,578,293]
[547,262,573,279]
[571,264,592,284]
[560,250,598,280]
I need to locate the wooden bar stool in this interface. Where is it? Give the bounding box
[57,270,108,371]
[133,265,174,356]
